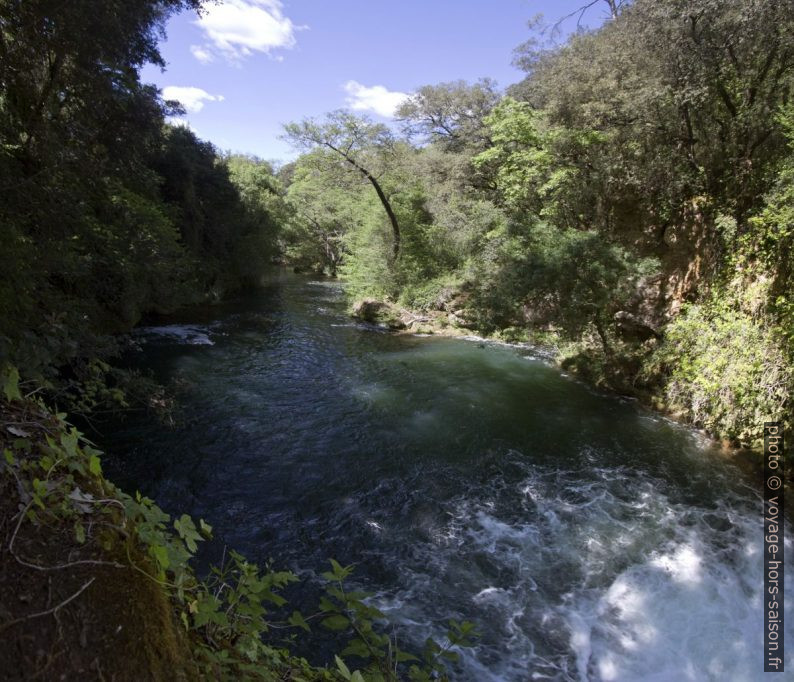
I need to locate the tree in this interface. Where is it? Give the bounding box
[395,79,500,151]
[0,1,285,385]
[283,111,402,263]
[284,156,366,276]
[0,0,201,167]
[473,97,609,230]
[0,0,204,376]
[152,127,282,290]
[226,154,285,280]
[512,0,794,227]
[558,0,627,26]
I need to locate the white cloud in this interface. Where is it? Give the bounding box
[343,81,409,118]
[192,0,298,63]
[190,44,214,64]
[162,86,224,113]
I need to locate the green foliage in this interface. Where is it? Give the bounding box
[283,110,403,267]
[153,126,282,293]
[0,390,314,678]
[284,154,368,276]
[473,97,552,215]
[2,366,22,402]
[635,101,792,445]
[396,78,499,152]
[318,560,478,682]
[338,201,399,301]
[280,0,794,447]
[643,105,794,445]
[397,274,465,312]
[645,297,792,446]
[475,97,608,228]
[469,221,658,345]
[1,383,477,679]
[0,3,283,403]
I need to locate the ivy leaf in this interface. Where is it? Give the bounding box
[88,454,102,476]
[322,558,353,582]
[2,367,21,402]
[174,514,202,553]
[150,544,170,571]
[341,638,370,658]
[321,614,350,631]
[319,596,337,612]
[288,610,311,632]
[60,430,79,457]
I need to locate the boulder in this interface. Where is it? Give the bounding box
[352,299,389,322]
[351,299,406,330]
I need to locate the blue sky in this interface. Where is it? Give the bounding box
[144,0,606,162]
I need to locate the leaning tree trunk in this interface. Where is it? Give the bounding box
[327,144,401,263]
[360,170,401,264]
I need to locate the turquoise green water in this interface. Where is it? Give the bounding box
[102,272,792,681]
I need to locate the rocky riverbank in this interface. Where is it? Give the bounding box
[349,297,771,460]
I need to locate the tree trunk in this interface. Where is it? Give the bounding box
[327,144,401,263]
[362,170,401,264]
[593,315,612,358]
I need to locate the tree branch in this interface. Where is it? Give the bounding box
[0,578,95,634]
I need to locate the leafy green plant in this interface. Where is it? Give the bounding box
[643,298,792,446]
[317,559,478,682]
[1,366,478,680]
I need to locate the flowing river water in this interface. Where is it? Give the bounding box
[102,272,793,681]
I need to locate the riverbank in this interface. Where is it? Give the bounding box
[0,373,325,680]
[0,360,473,681]
[68,277,794,678]
[349,296,773,461]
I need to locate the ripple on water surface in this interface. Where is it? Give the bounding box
[104,276,793,681]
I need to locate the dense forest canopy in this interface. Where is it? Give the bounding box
[0,0,283,407]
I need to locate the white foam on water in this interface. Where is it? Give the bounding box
[373,455,794,681]
[561,497,794,681]
[473,586,508,602]
[134,324,214,345]
[307,280,342,288]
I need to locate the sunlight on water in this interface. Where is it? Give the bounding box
[104,275,793,681]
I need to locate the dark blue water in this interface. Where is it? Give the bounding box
[102,272,792,681]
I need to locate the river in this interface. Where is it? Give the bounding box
[101,271,793,681]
